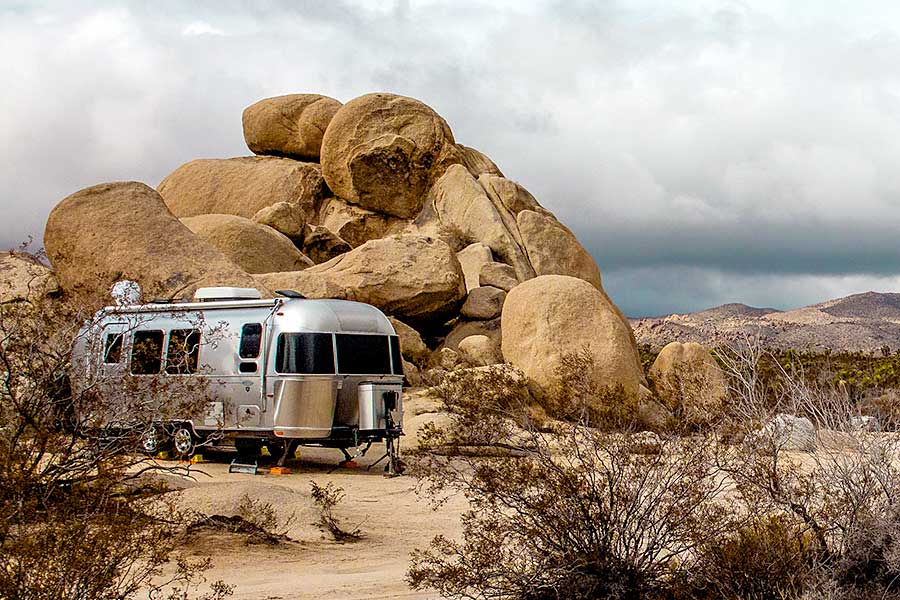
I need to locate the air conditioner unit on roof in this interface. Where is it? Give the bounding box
[193,287,262,302]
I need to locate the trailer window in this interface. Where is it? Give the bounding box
[275,333,334,374]
[335,334,391,375]
[130,330,164,375]
[166,329,201,375]
[390,335,403,375]
[103,333,123,364]
[239,323,263,359]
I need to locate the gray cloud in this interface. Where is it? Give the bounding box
[3,0,900,316]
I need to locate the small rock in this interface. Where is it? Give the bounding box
[460,286,506,320]
[457,334,502,366]
[851,415,881,432]
[456,243,493,293]
[628,431,663,455]
[755,414,816,452]
[479,261,518,292]
[301,225,351,264]
[388,317,430,367]
[438,348,462,370]
[252,201,307,241]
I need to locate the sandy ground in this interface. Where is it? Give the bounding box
[155,445,465,600]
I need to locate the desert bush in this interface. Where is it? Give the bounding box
[310,481,362,542]
[409,424,733,600]
[0,278,228,599]
[685,514,816,600]
[545,348,641,430]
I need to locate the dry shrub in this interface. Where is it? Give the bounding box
[409,426,732,600]
[686,515,816,600]
[310,481,362,543]
[545,348,640,430]
[0,279,229,599]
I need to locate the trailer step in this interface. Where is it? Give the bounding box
[228,458,258,475]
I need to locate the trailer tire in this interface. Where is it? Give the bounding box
[139,427,168,456]
[172,427,195,457]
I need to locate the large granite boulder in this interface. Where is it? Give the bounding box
[158,156,327,223]
[424,165,534,281]
[0,252,60,304]
[456,242,493,293]
[256,234,465,324]
[649,342,728,426]
[460,286,505,320]
[516,210,602,289]
[252,201,307,242]
[457,144,503,178]
[242,94,342,160]
[479,261,518,292]
[388,316,430,367]
[44,182,260,298]
[501,275,642,401]
[318,197,405,248]
[300,225,351,264]
[320,93,459,218]
[181,214,313,274]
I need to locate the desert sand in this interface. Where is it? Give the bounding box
[157,446,466,599]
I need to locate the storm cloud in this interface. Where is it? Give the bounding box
[3,0,900,316]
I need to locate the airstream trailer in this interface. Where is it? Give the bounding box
[72,287,405,473]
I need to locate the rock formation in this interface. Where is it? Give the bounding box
[501,275,643,400]
[0,252,59,304]
[649,341,728,425]
[40,91,642,414]
[44,182,260,297]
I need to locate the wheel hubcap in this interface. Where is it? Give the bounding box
[140,429,159,454]
[173,428,193,455]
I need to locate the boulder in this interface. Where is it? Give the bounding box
[516,210,602,289]
[457,144,503,177]
[158,156,327,223]
[438,347,462,370]
[318,197,405,248]
[457,334,502,366]
[443,317,501,351]
[181,214,313,274]
[320,93,459,218]
[44,182,260,298]
[460,286,506,320]
[256,234,465,324]
[648,342,728,426]
[301,225,351,264]
[402,359,423,387]
[501,275,642,401]
[0,252,60,303]
[388,316,430,367]
[456,243,493,293]
[479,174,545,215]
[479,261,518,292]
[755,414,816,452]
[242,94,342,160]
[425,165,535,281]
[252,201,307,241]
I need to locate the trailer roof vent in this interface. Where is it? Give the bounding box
[193,287,262,302]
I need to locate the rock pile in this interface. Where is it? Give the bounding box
[40,91,643,399]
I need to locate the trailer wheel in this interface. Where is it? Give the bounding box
[139,427,167,456]
[172,427,195,457]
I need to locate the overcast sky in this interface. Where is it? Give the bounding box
[4,1,900,317]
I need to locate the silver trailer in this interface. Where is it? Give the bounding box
[72,287,405,473]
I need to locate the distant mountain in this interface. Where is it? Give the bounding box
[631,292,900,352]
